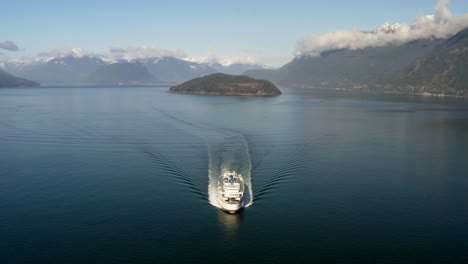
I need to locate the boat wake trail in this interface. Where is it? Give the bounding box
[138,146,207,200]
[254,144,310,202]
[150,107,254,209]
[207,130,253,209]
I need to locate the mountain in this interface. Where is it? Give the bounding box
[0,60,43,77]
[14,56,106,86]
[383,28,468,96]
[245,38,442,89]
[0,69,39,87]
[133,57,216,84]
[88,62,159,86]
[133,57,269,83]
[169,73,281,96]
[1,54,269,86]
[246,28,468,96]
[210,63,269,75]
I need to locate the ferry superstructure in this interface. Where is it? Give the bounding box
[217,170,244,213]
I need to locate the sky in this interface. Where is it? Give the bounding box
[1,0,467,66]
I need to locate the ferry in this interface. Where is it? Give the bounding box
[217,170,244,213]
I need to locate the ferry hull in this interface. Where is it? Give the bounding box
[218,197,244,214]
[218,201,242,214]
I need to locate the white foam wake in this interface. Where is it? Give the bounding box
[207,131,253,209]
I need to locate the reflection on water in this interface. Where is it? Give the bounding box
[2,87,468,263]
[217,210,243,240]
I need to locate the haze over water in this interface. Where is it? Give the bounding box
[1,87,468,263]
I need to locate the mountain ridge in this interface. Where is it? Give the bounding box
[0,69,39,87]
[1,55,270,86]
[381,28,468,96]
[245,27,468,97]
[246,38,442,89]
[88,62,160,86]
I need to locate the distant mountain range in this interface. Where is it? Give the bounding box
[88,62,159,86]
[0,69,38,87]
[245,27,468,97]
[0,56,270,86]
[132,57,215,84]
[209,63,268,75]
[2,27,466,94]
[15,56,107,86]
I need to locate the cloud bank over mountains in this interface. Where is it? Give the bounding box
[297,0,468,55]
[33,47,184,62]
[36,48,102,60]
[2,0,465,67]
[2,46,262,67]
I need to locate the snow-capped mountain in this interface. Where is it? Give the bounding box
[0,58,48,76]
[131,57,272,83]
[132,57,216,84]
[2,55,106,86]
[209,62,270,75]
[0,54,271,86]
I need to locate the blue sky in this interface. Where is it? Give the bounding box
[1,0,467,66]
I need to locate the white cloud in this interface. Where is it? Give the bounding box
[0,40,19,51]
[0,41,19,51]
[435,0,452,23]
[37,48,102,61]
[298,0,468,55]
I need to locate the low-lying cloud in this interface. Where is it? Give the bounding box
[298,0,468,55]
[0,41,19,51]
[37,48,102,59]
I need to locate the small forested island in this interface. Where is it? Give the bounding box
[169,73,281,96]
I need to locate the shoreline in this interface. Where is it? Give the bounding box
[285,86,468,99]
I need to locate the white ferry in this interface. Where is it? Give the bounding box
[217,170,244,213]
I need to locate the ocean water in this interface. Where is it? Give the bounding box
[1,87,468,263]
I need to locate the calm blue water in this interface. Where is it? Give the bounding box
[1,87,468,263]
